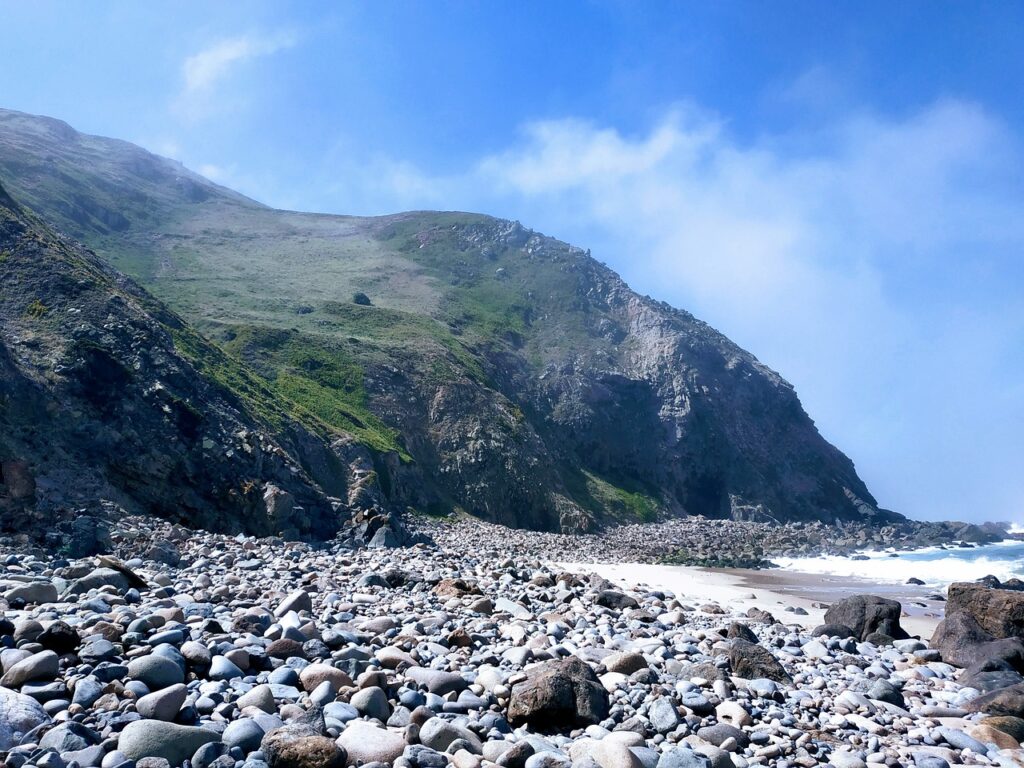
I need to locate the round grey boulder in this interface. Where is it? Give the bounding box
[0,686,51,750]
[118,720,219,765]
[128,655,185,690]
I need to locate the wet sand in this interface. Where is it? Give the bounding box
[559,560,942,639]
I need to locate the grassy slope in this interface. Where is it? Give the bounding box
[0,110,672,521]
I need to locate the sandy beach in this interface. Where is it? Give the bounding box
[559,560,943,639]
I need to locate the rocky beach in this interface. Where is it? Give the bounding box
[2,516,1024,768]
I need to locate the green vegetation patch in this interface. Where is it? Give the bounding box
[168,324,295,432]
[25,298,48,318]
[565,467,662,523]
[318,301,487,384]
[221,324,408,457]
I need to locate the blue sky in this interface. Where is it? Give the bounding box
[3,1,1023,523]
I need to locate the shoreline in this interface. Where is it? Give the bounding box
[558,559,943,638]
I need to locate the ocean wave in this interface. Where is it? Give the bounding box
[773,542,1024,588]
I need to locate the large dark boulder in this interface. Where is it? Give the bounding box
[727,640,792,684]
[595,590,639,610]
[946,582,1024,639]
[930,602,1024,671]
[823,595,908,641]
[726,622,759,644]
[507,656,609,729]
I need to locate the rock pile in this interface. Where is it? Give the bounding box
[0,515,1019,768]
[412,517,1010,568]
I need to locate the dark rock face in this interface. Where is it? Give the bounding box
[945,582,1024,639]
[507,656,609,729]
[823,595,907,641]
[0,181,337,538]
[931,581,1024,675]
[727,640,792,684]
[595,590,639,610]
[931,611,1024,670]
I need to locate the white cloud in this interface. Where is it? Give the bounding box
[173,32,297,121]
[312,99,1024,522]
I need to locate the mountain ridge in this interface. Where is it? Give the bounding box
[0,106,898,532]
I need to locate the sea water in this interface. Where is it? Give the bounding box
[773,540,1024,589]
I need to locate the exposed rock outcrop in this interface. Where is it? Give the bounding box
[0,180,338,537]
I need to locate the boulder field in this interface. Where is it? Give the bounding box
[0,516,1021,768]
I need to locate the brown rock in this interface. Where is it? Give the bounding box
[946,583,1024,639]
[267,639,306,660]
[263,731,346,768]
[299,663,353,693]
[981,715,1024,743]
[969,724,1019,750]
[433,579,480,598]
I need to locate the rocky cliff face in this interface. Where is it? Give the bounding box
[363,217,895,530]
[0,108,900,532]
[0,180,338,537]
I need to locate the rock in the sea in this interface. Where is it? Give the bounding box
[507,656,610,729]
[117,720,219,765]
[727,640,792,684]
[0,686,51,750]
[823,595,908,641]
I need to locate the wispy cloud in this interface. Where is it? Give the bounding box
[173,32,297,121]
[306,98,1024,522]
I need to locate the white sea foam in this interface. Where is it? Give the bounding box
[773,541,1024,588]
